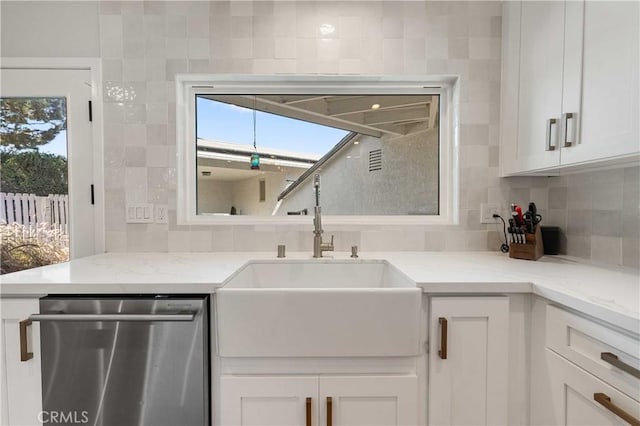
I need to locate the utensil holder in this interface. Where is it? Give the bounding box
[509,224,544,261]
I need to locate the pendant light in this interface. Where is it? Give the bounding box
[250,95,260,170]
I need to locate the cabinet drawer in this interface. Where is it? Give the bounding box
[546,304,640,399]
[547,349,640,426]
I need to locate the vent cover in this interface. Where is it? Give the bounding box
[368,149,382,172]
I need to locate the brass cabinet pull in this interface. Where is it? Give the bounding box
[601,352,640,379]
[326,397,332,426]
[19,319,33,362]
[438,317,448,359]
[594,393,640,426]
[306,397,312,426]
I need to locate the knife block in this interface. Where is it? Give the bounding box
[509,224,544,261]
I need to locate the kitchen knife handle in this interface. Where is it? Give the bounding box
[438,317,448,359]
[19,319,34,362]
[546,118,558,151]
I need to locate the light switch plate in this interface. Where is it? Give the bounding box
[126,203,154,223]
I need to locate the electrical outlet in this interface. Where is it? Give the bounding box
[480,203,500,224]
[155,205,168,224]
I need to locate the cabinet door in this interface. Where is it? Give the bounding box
[319,375,418,426]
[516,1,564,172]
[561,1,640,166]
[0,298,42,426]
[428,297,509,426]
[499,0,522,176]
[220,376,318,426]
[547,349,640,425]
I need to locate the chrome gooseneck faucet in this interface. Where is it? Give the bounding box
[313,174,334,258]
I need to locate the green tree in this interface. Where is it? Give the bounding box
[0,150,67,195]
[0,98,66,150]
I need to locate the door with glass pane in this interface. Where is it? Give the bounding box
[0,69,94,272]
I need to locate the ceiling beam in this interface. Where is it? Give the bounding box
[326,95,433,116]
[338,105,429,126]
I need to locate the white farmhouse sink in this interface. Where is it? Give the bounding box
[216,259,422,357]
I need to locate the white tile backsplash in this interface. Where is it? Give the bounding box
[1,0,636,268]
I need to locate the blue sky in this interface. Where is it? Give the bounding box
[40,131,67,157]
[196,97,349,156]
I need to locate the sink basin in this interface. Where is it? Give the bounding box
[216,259,421,357]
[221,259,417,289]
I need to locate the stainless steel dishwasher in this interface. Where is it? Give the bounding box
[31,295,209,426]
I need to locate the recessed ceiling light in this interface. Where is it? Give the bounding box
[353,140,360,145]
[371,103,381,110]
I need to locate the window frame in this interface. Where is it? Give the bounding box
[176,74,458,226]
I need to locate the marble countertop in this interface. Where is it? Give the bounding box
[1,251,638,333]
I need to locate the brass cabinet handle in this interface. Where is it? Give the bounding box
[19,319,33,362]
[438,317,448,359]
[306,397,312,426]
[546,118,558,151]
[594,393,640,426]
[601,352,640,379]
[326,397,332,426]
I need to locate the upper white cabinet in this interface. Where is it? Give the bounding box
[515,1,565,173]
[561,1,640,167]
[0,298,42,426]
[428,296,509,426]
[500,0,640,176]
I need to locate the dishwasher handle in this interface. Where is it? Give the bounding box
[29,313,195,322]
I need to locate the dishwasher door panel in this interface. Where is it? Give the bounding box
[39,297,208,426]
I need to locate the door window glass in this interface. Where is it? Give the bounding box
[0,97,70,273]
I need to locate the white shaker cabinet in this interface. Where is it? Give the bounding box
[541,304,640,426]
[0,298,42,426]
[428,296,509,426]
[220,375,418,426]
[220,376,318,426]
[546,349,640,426]
[513,1,565,173]
[318,376,419,426]
[500,0,639,175]
[560,1,640,168]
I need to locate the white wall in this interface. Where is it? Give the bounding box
[0,0,527,253]
[280,127,439,215]
[197,179,233,214]
[3,0,636,266]
[1,1,99,58]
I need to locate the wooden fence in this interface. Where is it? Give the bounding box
[0,192,69,237]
